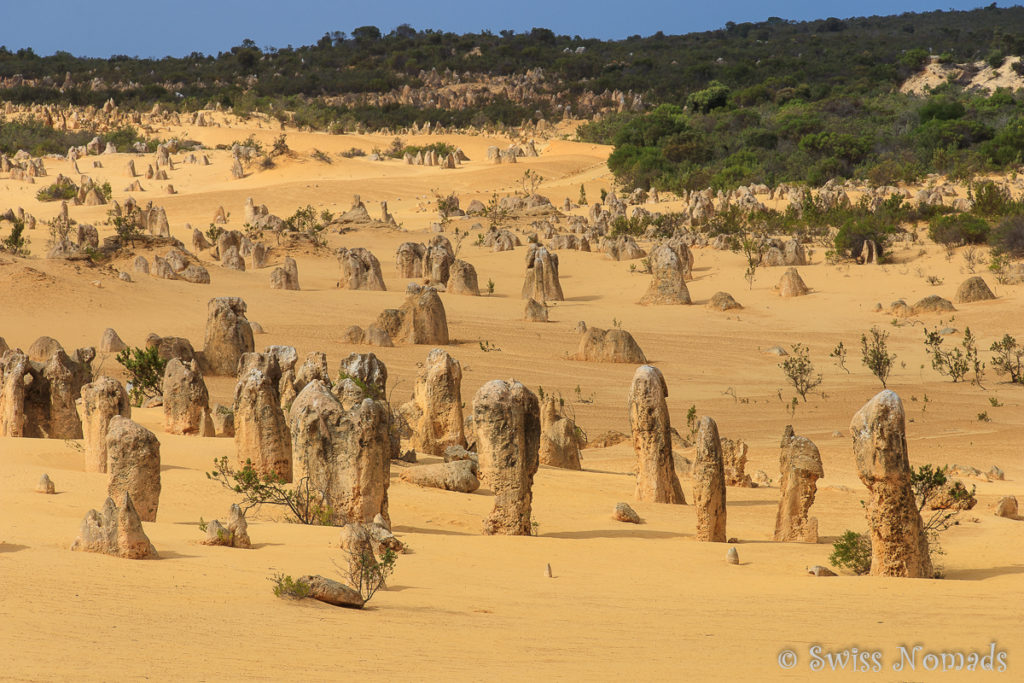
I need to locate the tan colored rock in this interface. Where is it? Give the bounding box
[474,379,541,535]
[99,328,127,353]
[851,390,933,578]
[423,243,454,285]
[27,335,64,362]
[394,242,426,279]
[574,327,646,363]
[201,503,251,548]
[299,575,365,608]
[911,295,955,315]
[448,259,480,295]
[721,437,753,487]
[524,298,548,322]
[774,425,824,543]
[146,334,195,364]
[0,350,31,437]
[106,416,161,522]
[211,404,234,437]
[396,284,449,345]
[693,416,727,542]
[77,376,131,473]
[707,291,742,311]
[36,473,56,494]
[777,268,809,297]
[402,349,465,456]
[162,359,213,436]
[288,380,390,525]
[639,244,691,305]
[233,368,292,482]
[70,493,158,559]
[521,245,564,302]
[613,502,641,523]
[337,247,386,290]
[269,257,300,290]
[539,394,582,470]
[400,460,480,493]
[955,276,995,303]
[993,496,1019,519]
[628,365,685,504]
[203,297,254,376]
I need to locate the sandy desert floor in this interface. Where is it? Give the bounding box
[1,115,1023,681]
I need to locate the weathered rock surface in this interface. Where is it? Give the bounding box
[71,493,158,559]
[106,415,161,523]
[693,416,727,542]
[628,365,685,504]
[774,425,824,543]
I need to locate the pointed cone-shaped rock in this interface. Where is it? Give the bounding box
[71,493,158,559]
[777,267,809,297]
[396,284,449,345]
[203,297,254,376]
[639,244,691,305]
[774,425,824,542]
[403,349,466,456]
[628,365,685,504]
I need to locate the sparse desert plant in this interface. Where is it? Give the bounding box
[486,278,495,295]
[912,464,976,572]
[0,217,29,256]
[925,274,944,286]
[860,327,896,388]
[338,546,397,603]
[269,573,312,599]
[830,341,849,373]
[977,410,990,422]
[479,340,501,353]
[207,456,336,525]
[311,148,332,163]
[434,191,460,225]
[339,146,366,158]
[108,206,143,248]
[733,230,767,289]
[46,212,75,247]
[829,530,872,575]
[988,251,1012,284]
[779,343,822,401]
[520,168,544,195]
[578,184,586,205]
[962,245,982,273]
[924,327,984,385]
[115,346,168,406]
[990,334,1024,383]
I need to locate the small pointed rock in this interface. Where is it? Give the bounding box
[544,563,553,578]
[726,547,739,565]
[807,565,837,577]
[36,473,56,494]
[612,502,641,524]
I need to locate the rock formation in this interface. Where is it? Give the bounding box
[627,365,685,504]
[573,327,646,363]
[395,284,449,345]
[474,380,541,535]
[448,259,480,295]
[400,459,480,493]
[288,380,390,525]
[203,297,254,375]
[77,376,131,472]
[401,349,466,456]
[954,276,995,303]
[521,245,564,302]
[774,426,824,543]
[539,394,583,470]
[639,244,691,305]
[692,416,727,542]
[70,493,158,559]
[851,390,933,578]
[269,256,300,290]
[233,368,293,482]
[162,359,213,436]
[337,247,386,290]
[777,268,810,297]
[106,416,161,523]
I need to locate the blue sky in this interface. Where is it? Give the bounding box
[1,0,1007,58]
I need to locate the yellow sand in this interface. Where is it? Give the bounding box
[1,116,1022,681]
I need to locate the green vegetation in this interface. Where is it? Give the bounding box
[115,346,168,406]
[923,327,984,385]
[269,573,312,599]
[860,327,896,388]
[207,456,338,525]
[779,343,822,401]
[35,177,77,202]
[829,530,873,575]
[0,217,29,256]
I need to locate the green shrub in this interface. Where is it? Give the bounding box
[35,177,77,202]
[860,327,896,388]
[829,531,872,575]
[269,573,312,599]
[927,213,990,246]
[685,81,730,113]
[990,334,1024,383]
[779,343,822,401]
[989,214,1024,256]
[834,214,896,259]
[115,346,168,406]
